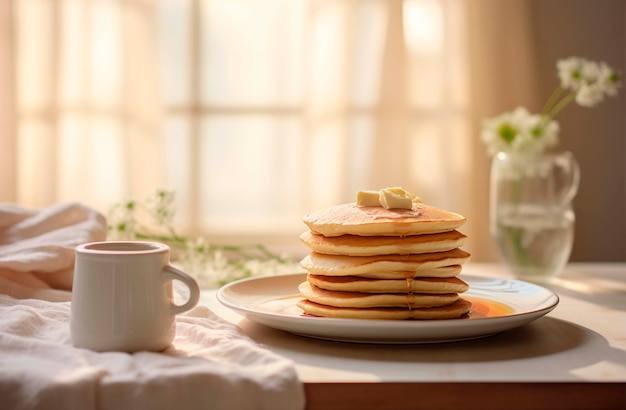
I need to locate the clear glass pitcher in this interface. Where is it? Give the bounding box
[489,151,580,281]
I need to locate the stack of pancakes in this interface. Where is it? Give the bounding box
[297,192,472,320]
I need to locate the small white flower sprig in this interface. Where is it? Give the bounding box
[481,57,621,157]
[107,190,299,287]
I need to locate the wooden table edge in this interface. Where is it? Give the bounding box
[304,381,626,410]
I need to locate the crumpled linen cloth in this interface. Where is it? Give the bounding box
[0,202,107,302]
[0,202,305,410]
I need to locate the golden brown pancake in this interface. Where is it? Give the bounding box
[350,265,463,280]
[307,274,469,294]
[303,202,466,237]
[298,281,458,308]
[299,230,466,256]
[300,249,471,277]
[297,298,472,320]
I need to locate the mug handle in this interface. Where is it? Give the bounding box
[163,265,201,315]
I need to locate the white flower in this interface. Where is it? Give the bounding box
[537,117,560,150]
[481,107,559,157]
[146,189,176,225]
[574,61,621,107]
[557,57,587,91]
[183,237,210,271]
[481,107,525,155]
[597,61,621,97]
[529,114,559,154]
[575,82,606,107]
[107,200,137,240]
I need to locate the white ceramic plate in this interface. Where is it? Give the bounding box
[216,273,559,344]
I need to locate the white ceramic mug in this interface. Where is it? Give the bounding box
[71,241,200,352]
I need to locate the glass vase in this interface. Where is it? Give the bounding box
[489,151,580,282]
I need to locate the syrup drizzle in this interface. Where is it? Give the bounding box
[405,272,414,310]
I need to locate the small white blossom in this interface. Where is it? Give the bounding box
[597,61,621,97]
[524,112,559,155]
[107,200,137,240]
[481,107,525,156]
[575,82,607,107]
[146,189,176,225]
[537,117,560,150]
[182,237,210,277]
[580,59,601,83]
[557,57,587,91]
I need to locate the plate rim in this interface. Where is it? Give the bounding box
[216,272,559,343]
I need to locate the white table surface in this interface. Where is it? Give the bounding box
[200,262,626,409]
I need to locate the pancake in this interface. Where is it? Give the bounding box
[300,249,471,277]
[297,298,472,320]
[307,274,469,294]
[351,265,463,280]
[303,202,466,237]
[299,229,466,256]
[298,281,458,308]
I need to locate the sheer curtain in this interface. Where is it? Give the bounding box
[3,0,163,209]
[0,0,17,201]
[2,0,499,260]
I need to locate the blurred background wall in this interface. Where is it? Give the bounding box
[529,0,625,261]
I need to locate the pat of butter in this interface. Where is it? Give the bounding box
[384,186,423,204]
[356,190,381,206]
[379,188,413,209]
[356,187,422,209]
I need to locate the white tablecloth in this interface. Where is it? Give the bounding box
[0,202,305,410]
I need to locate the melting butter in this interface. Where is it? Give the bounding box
[384,187,422,204]
[356,190,381,206]
[379,188,413,209]
[356,187,423,209]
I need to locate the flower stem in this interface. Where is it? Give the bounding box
[547,92,576,119]
[507,171,533,268]
[540,85,565,116]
